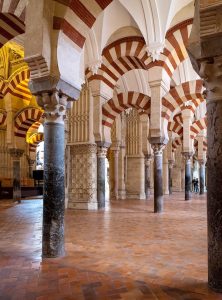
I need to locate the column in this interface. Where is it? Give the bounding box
[151,144,164,213]
[183,152,192,201]
[36,91,68,258]
[144,155,152,199]
[118,146,126,199]
[163,149,169,195]
[97,145,108,209]
[168,160,174,195]
[27,157,36,178]
[199,159,205,195]
[9,148,24,203]
[207,85,222,291]
[112,147,119,200]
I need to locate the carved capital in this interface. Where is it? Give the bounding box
[88,57,102,75]
[199,57,222,102]
[36,91,68,124]
[9,148,24,159]
[146,42,165,61]
[97,146,108,158]
[151,144,165,156]
[198,159,205,166]
[182,152,193,162]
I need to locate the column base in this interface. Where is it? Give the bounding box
[185,192,192,200]
[118,190,126,199]
[68,198,98,210]
[126,192,146,200]
[208,286,222,294]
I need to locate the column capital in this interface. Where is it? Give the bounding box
[182,152,193,161]
[97,146,108,158]
[8,148,24,159]
[199,57,222,102]
[151,143,165,156]
[198,158,206,166]
[36,91,69,124]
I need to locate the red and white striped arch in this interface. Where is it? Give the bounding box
[14,107,43,138]
[172,137,182,152]
[86,36,151,89]
[53,0,113,49]
[173,113,183,125]
[190,116,207,139]
[102,92,150,128]
[0,109,7,126]
[148,19,193,78]
[6,68,31,101]
[28,132,44,153]
[86,20,193,90]
[0,68,31,101]
[28,121,42,134]
[162,80,204,122]
[194,137,207,152]
[168,120,183,138]
[0,0,26,48]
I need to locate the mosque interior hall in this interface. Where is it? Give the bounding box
[1,0,222,299]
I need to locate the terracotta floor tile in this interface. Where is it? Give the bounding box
[0,193,222,299]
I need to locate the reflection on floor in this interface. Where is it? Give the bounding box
[0,193,221,300]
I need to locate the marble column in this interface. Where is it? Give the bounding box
[207,97,222,291]
[163,151,169,195]
[144,155,152,199]
[118,146,126,199]
[198,159,205,195]
[9,148,24,203]
[112,147,119,200]
[36,91,68,258]
[183,152,192,201]
[151,144,164,213]
[97,146,108,209]
[187,3,222,290]
[168,160,174,195]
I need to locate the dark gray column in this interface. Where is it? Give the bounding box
[144,154,152,199]
[113,146,119,200]
[168,160,174,195]
[199,159,205,195]
[97,146,108,209]
[208,97,222,292]
[183,153,192,201]
[151,144,164,213]
[187,2,222,291]
[36,91,68,258]
[9,148,24,203]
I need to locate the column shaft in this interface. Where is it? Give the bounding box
[144,156,151,199]
[97,147,107,208]
[168,162,173,195]
[9,148,24,203]
[113,149,119,200]
[43,122,65,257]
[185,157,192,200]
[199,161,205,195]
[207,100,222,291]
[12,160,21,203]
[152,145,164,213]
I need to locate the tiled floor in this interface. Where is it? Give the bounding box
[0,193,222,299]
